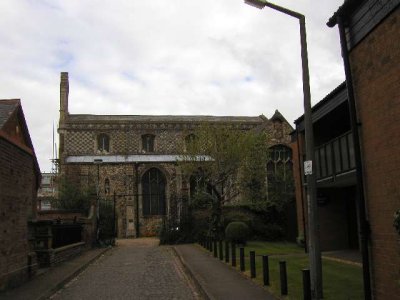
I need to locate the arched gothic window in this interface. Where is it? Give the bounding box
[97,134,110,152]
[142,134,155,152]
[267,145,293,195]
[142,168,166,216]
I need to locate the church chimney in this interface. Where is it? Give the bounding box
[60,72,69,123]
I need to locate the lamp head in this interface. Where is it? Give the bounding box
[244,0,266,9]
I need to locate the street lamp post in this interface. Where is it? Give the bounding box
[244,1,322,298]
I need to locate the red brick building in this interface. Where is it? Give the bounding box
[294,1,399,298]
[294,1,399,299]
[328,1,400,299]
[0,99,41,290]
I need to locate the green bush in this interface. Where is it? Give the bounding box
[259,223,285,241]
[223,210,253,229]
[52,177,92,214]
[225,221,250,244]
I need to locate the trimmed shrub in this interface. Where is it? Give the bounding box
[223,210,253,229]
[225,221,250,244]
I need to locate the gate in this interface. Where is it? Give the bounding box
[98,196,116,245]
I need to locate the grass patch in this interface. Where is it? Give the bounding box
[207,241,363,300]
[245,240,305,255]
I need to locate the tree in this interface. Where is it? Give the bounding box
[52,176,93,213]
[180,124,269,238]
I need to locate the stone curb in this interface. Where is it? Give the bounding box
[172,246,212,300]
[174,244,278,300]
[322,255,362,267]
[38,247,112,300]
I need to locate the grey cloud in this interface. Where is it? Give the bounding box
[0,0,345,172]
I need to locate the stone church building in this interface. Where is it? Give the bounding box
[58,72,293,238]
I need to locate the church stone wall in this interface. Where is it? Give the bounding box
[59,117,293,239]
[62,127,189,156]
[57,73,294,239]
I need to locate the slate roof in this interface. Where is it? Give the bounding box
[0,99,19,128]
[66,154,212,164]
[327,0,364,27]
[67,114,266,124]
[294,81,347,126]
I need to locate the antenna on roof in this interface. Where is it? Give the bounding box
[50,122,59,174]
[52,123,55,162]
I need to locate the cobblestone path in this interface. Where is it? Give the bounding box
[50,238,199,300]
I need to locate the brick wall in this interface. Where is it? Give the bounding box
[349,8,400,299]
[0,138,38,290]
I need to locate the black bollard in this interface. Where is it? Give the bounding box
[302,269,311,300]
[262,255,270,286]
[240,247,245,272]
[219,240,223,260]
[231,243,236,267]
[225,241,229,263]
[213,240,218,257]
[250,251,256,278]
[279,261,288,295]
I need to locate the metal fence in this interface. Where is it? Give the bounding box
[98,198,116,244]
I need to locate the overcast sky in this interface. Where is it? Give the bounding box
[0,0,345,173]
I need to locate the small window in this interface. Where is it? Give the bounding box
[97,134,110,152]
[142,134,155,152]
[185,134,197,151]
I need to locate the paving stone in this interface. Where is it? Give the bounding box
[50,238,197,300]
